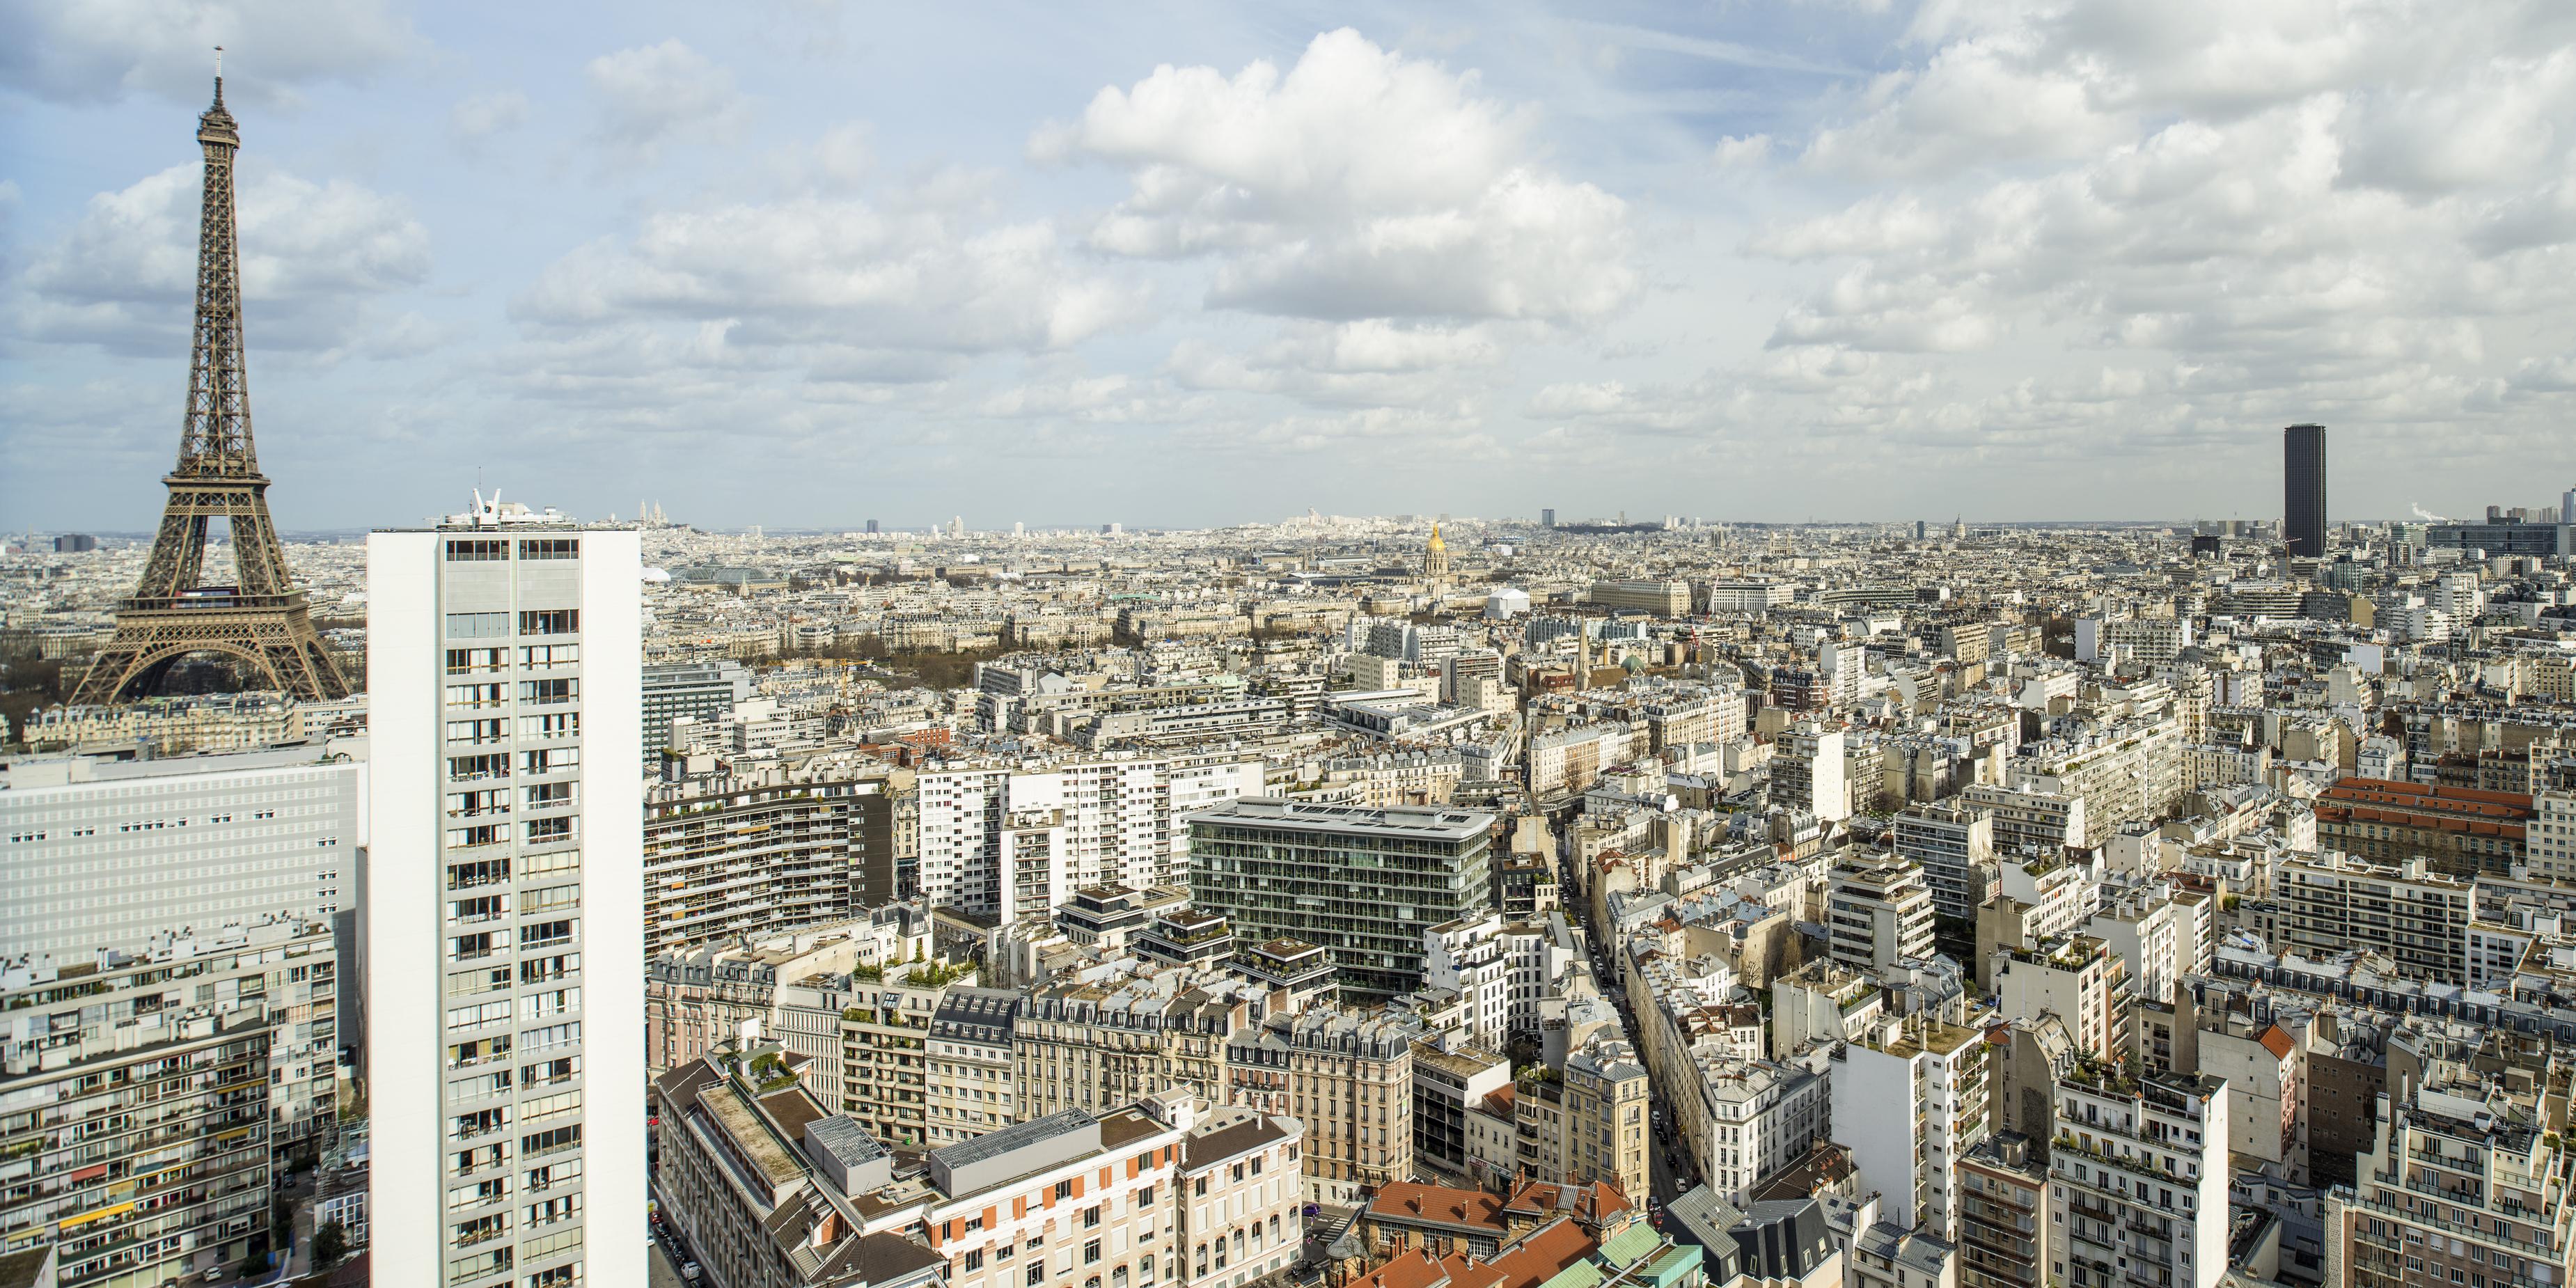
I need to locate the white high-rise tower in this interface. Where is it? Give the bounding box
[367,496,643,1288]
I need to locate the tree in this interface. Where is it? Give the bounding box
[313,1220,348,1268]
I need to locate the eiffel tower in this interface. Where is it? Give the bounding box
[72,70,350,705]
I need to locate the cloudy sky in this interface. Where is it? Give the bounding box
[5,1,2573,532]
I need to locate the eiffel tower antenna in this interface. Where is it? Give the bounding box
[72,74,351,705]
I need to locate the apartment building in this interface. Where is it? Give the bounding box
[1826,858,1937,975]
[1560,1036,1651,1202]
[640,658,752,770]
[2325,1062,2576,1288]
[1012,967,1258,1120]
[1411,1041,1511,1182]
[1187,800,1495,1002]
[1893,800,1996,922]
[833,1083,1302,1288]
[1991,938,2121,1062]
[927,987,1019,1146]
[1,746,359,962]
[1225,1005,1417,1204]
[650,1053,938,1288]
[2531,789,2576,881]
[2018,716,2183,848]
[0,918,336,1287]
[917,757,1264,920]
[1956,1133,2049,1288]
[2046,1065,2230,1288]
[642,758,900,955]
[2263,854,2473,984]
[1771,726,1851,822]
[1830,1015,1991,1240]
[1695,1056,1832,1206]
[1588,580,1692,616]
[1961,783,2085,864]
[1526,725,1631,799]
[2312,778,2534,879]
[367,511,645,1288]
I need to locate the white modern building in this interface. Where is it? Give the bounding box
[367,501,644,1288]
[2048,1065,2231,1288]
[1773,726,1850,822]
[915,755,1264,918]
[1,744,363,961]
[1828,1015,1990,1240]
[1825,857,1936,975]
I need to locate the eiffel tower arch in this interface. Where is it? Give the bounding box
[72,74,351,706]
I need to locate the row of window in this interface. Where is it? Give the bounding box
[446,610,581,640]
[443,539,581,561]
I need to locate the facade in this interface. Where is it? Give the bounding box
[1188,800,1495,1001]
[926,987,1019,1146]
[1411,1042,1511,1181]
[647,1053,950,1288]
[1893,801,1995,922]
[1697,1058,1832,1205]
[2284,423,2327,558]
[0,918,336,1288]
[642,759,900,955]
[1012,969,1250,1120]
[2046,1065,2229,1288]
[1225,1005,1416,1204]
[2536,789,2576,882]
[1991,938,2121,1062]
[2265,853,2473,983]
[0,746,359,962]
[1588,580,1692,616]
[1826,858,1938,975]
[1961,783,2084,863]
[2018,718,2182,848]
[1830,1016,1990,1240]
[2325,1065,2576,1288]
[828,1085,1303,1288]
[639,659,752,769]
[1560,1036,1651,1202]
[918,758,1263,920]
[2311,778,2533,878]
[1771,727,1850,823]
[1956,1133,2048,1288]
[366,510,645,1288]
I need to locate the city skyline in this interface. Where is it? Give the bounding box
[9,3,2576,531]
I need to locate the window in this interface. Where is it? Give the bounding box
[519,608,578,636]
[1056,1180,1076,1200]
[520,678,577,705]
[519,538,579,560]
[1028,1268,1045,1287]
[1084,1240,1101,1266]
[964,1250,983,1271]
[445,612,508,639]
[445,540,508,561]
[1085,1205,1102,1229]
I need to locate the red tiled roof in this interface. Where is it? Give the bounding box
[1369,1182,1509,1233]
[1347,1249,1452,1288]
[1481,1218,1599,1288]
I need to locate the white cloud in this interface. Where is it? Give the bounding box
[1039,28,1637,326]
[19,162,430,356]
[586,40,749,165]
[1711,134,1774,168]
[512,197,1151,359]
[0,0,417,105]
[451,89,530,145]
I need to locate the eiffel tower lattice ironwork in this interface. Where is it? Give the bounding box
[72,74,351,705]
